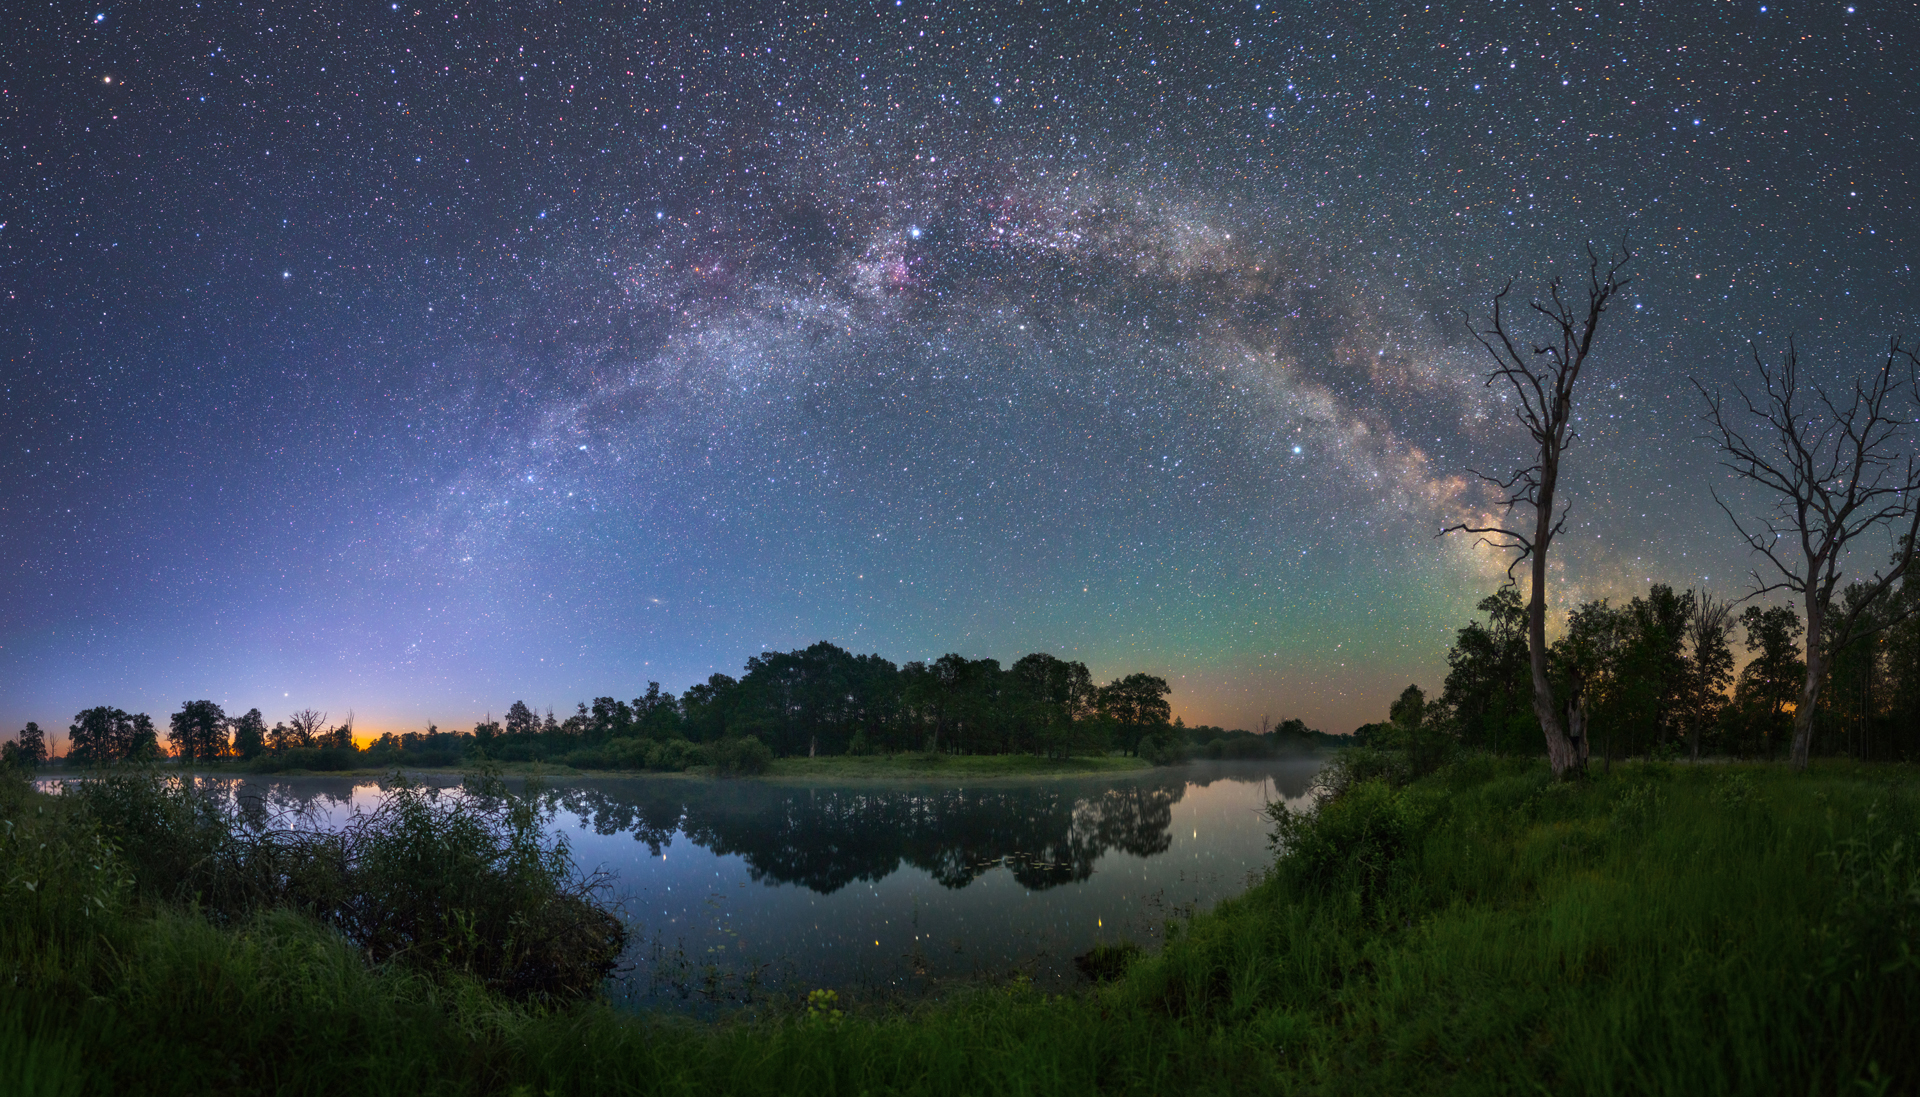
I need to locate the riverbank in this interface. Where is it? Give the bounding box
[48,752,1163,783]
[5,756,1914,1094]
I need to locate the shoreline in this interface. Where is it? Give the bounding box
[38,752,1214,784]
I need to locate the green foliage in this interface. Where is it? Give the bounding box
[561,736,709,772]
[1267,778,1427,913]
[710,735,773,777]
[0,771,131,936]
[1072,941,1143,983]
[59,767,625,999]
[10,757,1916,1095]
[801,988,845,1027]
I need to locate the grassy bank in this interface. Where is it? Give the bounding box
[4,757,1915,1094]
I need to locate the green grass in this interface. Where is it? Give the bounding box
[4,757,1915,1094]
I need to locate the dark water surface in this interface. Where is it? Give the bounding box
[52,758,1323,1009]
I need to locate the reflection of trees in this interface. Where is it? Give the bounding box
[549,774,1197,894]
[204,759,1327,898]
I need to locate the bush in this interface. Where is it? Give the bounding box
[63,767,625,999]
[0,769,130,937]
[710,736,772,777]
[646,738,708,772]
[1072,940,1143,982]
[1137,732,1188,766]
[563,737,708,772]
[1267,777,1424,911]
[247,747,361,773]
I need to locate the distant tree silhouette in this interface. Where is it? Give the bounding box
[7,722,47,767]
[68,707,158,765]
[1441,589,1533,754]
[230,708,268,760]
[504,700,539,739]
[284,708,326,749]
[169,700,229,762]
[1098,673,1172,755]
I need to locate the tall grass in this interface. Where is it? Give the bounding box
[2,757,1914,1094]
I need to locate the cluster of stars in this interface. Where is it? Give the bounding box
[0,0,1913,735]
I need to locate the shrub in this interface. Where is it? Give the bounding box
[0,769,131,936]
[710,736,772,777]
[247,747,361,773]
[1072,940,1143,982]
[645,738,707,772]
[1267,777,1423,910]
[563,737,707,772]
[63,767,624,1000]
[1137,733,1188,766]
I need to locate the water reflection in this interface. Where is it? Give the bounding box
[46,760,1324,1008]
[550,776,1197,893]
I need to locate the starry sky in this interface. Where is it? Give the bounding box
[3,0,1915,741]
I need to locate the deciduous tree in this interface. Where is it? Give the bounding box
[1698,337,1920,769]
[10,722,47,767]
[169,700,228,762]
[230,708,268,760]
[1444,241,1632,777]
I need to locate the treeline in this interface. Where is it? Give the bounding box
[1420,581,1920,764]
[8,641,1334,772]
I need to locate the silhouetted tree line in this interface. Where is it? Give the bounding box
[473,642,1317,767]
[8,641,1332,771]
[1419,576,1920,764]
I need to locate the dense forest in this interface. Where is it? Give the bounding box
[7,642,1335,773]
[1428,576,1920,764]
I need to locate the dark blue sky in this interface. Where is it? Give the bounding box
[3,0,1915,739]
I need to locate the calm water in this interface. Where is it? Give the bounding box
[53,758,1324,1009]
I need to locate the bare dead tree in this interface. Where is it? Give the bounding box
[1696,337,1920,770]
[286,708,327,749]
[1443,239,1632,778]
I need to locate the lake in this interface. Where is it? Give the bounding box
[51,757,1324,1010]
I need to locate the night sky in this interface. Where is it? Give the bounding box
[4,0,1915,741]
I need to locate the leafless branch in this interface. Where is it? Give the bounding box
[1440,235,1632,777]
[1695,335,1920,767]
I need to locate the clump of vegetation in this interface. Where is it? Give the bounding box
[57,764,624,999]
[1072,941,1143,983]
[710,736,774,777]
[7,748,1916,1095]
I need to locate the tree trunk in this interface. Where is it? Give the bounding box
[1528,465,1587,779]
[1791,590,1825,770]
